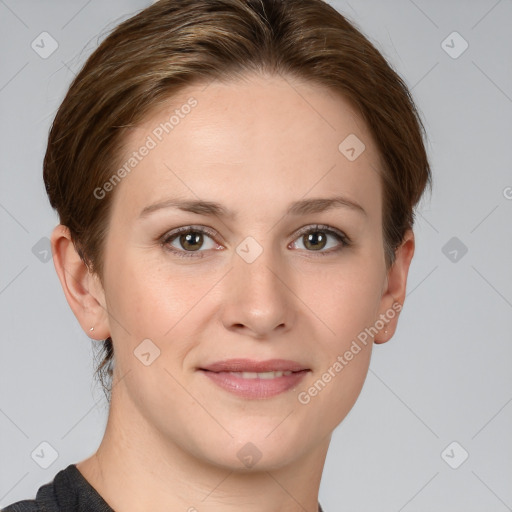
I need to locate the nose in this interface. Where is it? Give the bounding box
[220,241,296,339]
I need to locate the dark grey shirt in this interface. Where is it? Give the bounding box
[2,464,325,511]
[1,465,112,512]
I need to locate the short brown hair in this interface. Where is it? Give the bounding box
[43,0,431,401]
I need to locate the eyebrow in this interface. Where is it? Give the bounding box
[138,195,367,219]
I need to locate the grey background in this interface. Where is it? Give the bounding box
[1,0,511,510]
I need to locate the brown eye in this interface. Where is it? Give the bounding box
[178,232,204,251]
[162,226,219,258]
[291,225,349,256]
[302,231,327,251]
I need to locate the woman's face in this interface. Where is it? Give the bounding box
[96,73,398,469]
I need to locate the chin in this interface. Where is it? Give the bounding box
[195,427,315,472]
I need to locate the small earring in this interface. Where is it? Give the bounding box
[89,327,94,332]
[384,329,388,334]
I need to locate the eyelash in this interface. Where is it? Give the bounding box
[160,224,351,259]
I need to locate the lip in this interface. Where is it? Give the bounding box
[199,358,309,373]
[198,359,310,399]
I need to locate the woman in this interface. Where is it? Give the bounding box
[3,0,431,510]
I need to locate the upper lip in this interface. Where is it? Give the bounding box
[199,358,309,373]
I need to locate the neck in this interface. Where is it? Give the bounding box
[77,381,329,512]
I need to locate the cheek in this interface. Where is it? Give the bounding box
[295,268,380,426]
[102,255,202,388]
[103,250,226,370]
[300,257,384,340]
[296,256,383,416]
[105,256,196,334]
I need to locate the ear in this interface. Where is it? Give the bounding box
[50,224,110,340]
[374,229,415,344]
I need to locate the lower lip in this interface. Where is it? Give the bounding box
[199,370,309,399]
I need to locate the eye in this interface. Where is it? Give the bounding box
[160,223,350,259]
[161,226,220,258]
[289,224,350,255]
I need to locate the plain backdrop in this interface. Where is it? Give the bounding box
[1,1,511,511]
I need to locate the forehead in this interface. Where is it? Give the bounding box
[110,73,383,221]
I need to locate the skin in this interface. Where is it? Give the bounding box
[51,72,415,512]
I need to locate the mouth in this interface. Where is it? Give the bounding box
[205,369,298,379]
[198,359,311,399]
[199,358,310,373]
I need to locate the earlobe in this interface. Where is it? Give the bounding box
[374,229,415,344]
[50,224,110,340]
